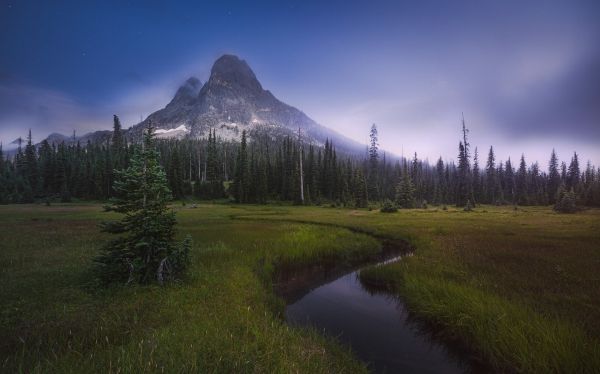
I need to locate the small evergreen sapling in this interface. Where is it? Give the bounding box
[380,199,397,213]
[554,186,578,213]
[395,172,415,209]
[95,124,191,285]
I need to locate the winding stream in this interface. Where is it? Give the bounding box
[276,251,480,373]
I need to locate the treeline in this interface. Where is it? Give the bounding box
[1,116,600,208]
[0,117,239,203]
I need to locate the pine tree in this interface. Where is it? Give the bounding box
[103,139,113,198]
[456,117,472,206]
[233,130,250,203]
[257,156,268,204]
[168,145,184,199]
[306,145,318,202]
[340,160,351,205]
[367,124,379,201]
[55,143,72,202]
[594,167,600,206]
[111,115,125,174]
[434,157,445,205]
[297,127,305,204]
[530,162,545,205]
[457,142,468,206]
[204,129,223,198]
[516,154,528,205]
[95,124,191,285]
[354,168,368,208]
[24,129,38,195]
[38,140,55,193]
[472,147,481,203]
[292,145,303,205]
[485,146,496,204]
[395,167,415,209]
[411,152,422,202]
[554,186,577,213]
[112,115,124,150]
[548,149,561,203]
[567,152,580,191]
[504,158,515,204]
[331,147,340,202]
[583,161,595,206]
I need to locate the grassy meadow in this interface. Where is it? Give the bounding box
[1,203,599,372]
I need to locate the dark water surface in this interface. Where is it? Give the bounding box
[282,259,474,373]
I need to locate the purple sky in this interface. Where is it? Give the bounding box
[1,0,599,167]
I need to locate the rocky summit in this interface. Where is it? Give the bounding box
[137,54,362,152]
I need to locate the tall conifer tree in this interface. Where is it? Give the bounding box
[548,149,561,203]
[395,168,416,209]
[95,124,191,285]
[367,124,379,201]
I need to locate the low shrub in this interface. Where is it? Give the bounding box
[380,199,398,213]
[554,188,578,213]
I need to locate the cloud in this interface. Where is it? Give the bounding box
[0,84,104,145]
[0,78,180,146]
[0,52,218,148]
[299,24,600,167]
[469,53,600,141]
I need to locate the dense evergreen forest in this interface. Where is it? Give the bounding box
[1,116,599,208]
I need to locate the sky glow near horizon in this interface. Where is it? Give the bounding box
[1,0,599,167]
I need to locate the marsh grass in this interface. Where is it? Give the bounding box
[0,204,371,373]
[233,204,600,373]
[1,203,599,372]
[360,261,600,373]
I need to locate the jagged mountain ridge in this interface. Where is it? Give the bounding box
[137,54,364,152]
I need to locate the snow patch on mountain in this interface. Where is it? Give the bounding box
[155,124,188,134]
[154,125,189,139]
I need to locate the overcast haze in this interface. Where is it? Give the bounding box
[1,0,599,166]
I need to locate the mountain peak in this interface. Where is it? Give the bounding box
[174,76,202,99]
[163,77,203,111]
[209,54,261,91]
[185,76,201,85]
[135,54,363,154]
[183,76,201,89]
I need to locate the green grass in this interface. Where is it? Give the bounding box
[228,204,600,372]
[0,204,376,373]
[1,203,599,372]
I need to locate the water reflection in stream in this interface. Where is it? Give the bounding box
[283,258,473,373]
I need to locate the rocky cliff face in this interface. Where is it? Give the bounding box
[137,54,363,152]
